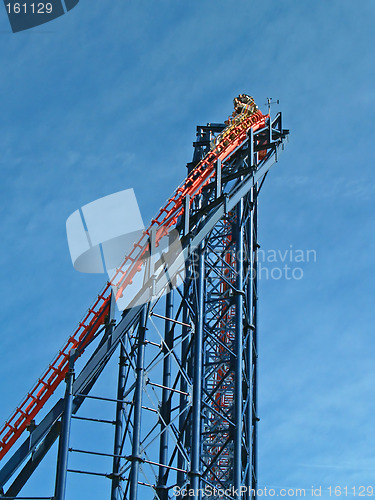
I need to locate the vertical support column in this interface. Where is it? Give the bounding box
[268,114,272,145]
[129,306,147,500]
[248,128,254,168]
[252,184,259,494]
[216,159,222,199]
[184,195,190,237]
[245,185,256,499]
[156,289,174,499]
[177,261,191,486]
[190,243,205,497]
[233,199,244,496]
[178,181,192,485]
[54,352,75,500]
[148,226,157,280]
[111,342,126,500]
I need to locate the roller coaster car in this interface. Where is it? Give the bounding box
[233,93,258,115]
[212,94,259,151]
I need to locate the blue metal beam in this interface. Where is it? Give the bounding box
[110,341,126,500]
[190,243,205,497]
[54,354,75,500]
[129,306,147,500]
[233,198,244,495]
[156,289,174,499]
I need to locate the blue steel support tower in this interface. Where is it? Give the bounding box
[0,105,288,500]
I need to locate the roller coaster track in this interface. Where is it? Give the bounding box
[0,109,268,465]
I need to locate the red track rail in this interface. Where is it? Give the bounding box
[0,109,267,463]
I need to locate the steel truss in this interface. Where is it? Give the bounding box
[0,111,288,500]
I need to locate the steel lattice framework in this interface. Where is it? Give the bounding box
[0,103,288,500]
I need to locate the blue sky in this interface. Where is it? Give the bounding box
[0,0,375,498]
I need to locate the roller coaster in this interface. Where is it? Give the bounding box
[0,95,289,499]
